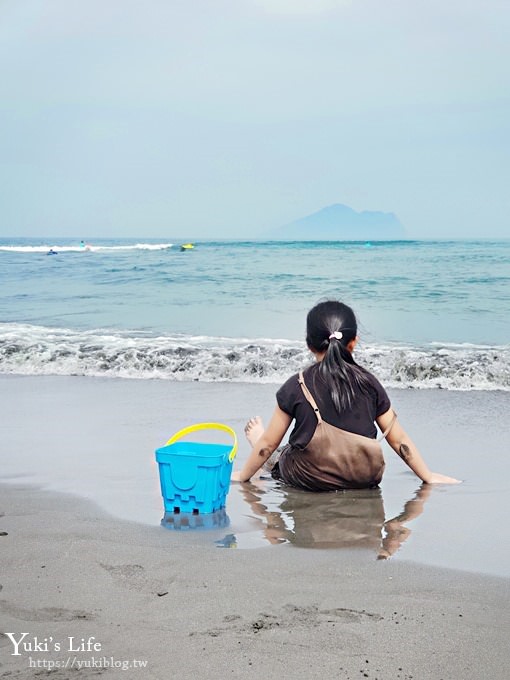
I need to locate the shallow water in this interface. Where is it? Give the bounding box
[1,376,509,577]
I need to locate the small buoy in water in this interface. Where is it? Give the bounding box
[180,243,195,251]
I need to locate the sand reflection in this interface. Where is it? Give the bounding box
[233,480,432,558]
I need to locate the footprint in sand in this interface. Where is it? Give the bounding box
[0,601,94,622]
[99,563,173,595]
[0,669,105,678]
[100,563,146,579]
[192,603,383,638]
[279,604,383,627]
[320,606,384,623]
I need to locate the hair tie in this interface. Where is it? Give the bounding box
[328,331,343,341]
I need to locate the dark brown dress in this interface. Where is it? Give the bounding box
[273,371,396,492]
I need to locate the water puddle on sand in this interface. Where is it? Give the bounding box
[160,476,432,561]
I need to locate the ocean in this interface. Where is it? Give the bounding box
[0,237,509,390]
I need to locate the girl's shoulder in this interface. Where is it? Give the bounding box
[355,365,391,414]
[356,365,388,391]
[276,365,316,414]
[279,363,317,388]
[278,368,305,395]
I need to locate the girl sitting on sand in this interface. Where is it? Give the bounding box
[232,300,460,488]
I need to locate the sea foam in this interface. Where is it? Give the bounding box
[0,243,174,253]
[1,323,508,390]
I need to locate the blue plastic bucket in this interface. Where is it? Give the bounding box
[155,423,237,515]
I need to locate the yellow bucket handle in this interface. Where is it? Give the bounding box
[165,423,238,464]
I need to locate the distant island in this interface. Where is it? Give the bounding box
[274,203,406,240]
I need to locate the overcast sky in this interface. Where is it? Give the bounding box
[0,0,508,239]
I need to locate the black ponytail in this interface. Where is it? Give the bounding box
[306,300,371,412]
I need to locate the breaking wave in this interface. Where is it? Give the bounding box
[0,243,174,253]
[0,324,508,390]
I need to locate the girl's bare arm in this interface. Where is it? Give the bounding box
[377,409,461,484]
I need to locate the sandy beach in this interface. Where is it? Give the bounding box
[1,485,509,679]
[2,0,510,673]
[1,376,510,678]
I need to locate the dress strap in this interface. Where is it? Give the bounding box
[376,411,398,442]
[298,371,322,424]
[299,370,397,440]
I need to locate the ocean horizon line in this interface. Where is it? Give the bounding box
[2,234,510,242]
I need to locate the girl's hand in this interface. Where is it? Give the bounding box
[426,472,462,484]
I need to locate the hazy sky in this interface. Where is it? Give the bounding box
[1,0,508,238]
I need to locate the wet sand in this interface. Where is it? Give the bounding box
[1,375,510,677]
[1,484,509,679]
[1,376,510,574]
